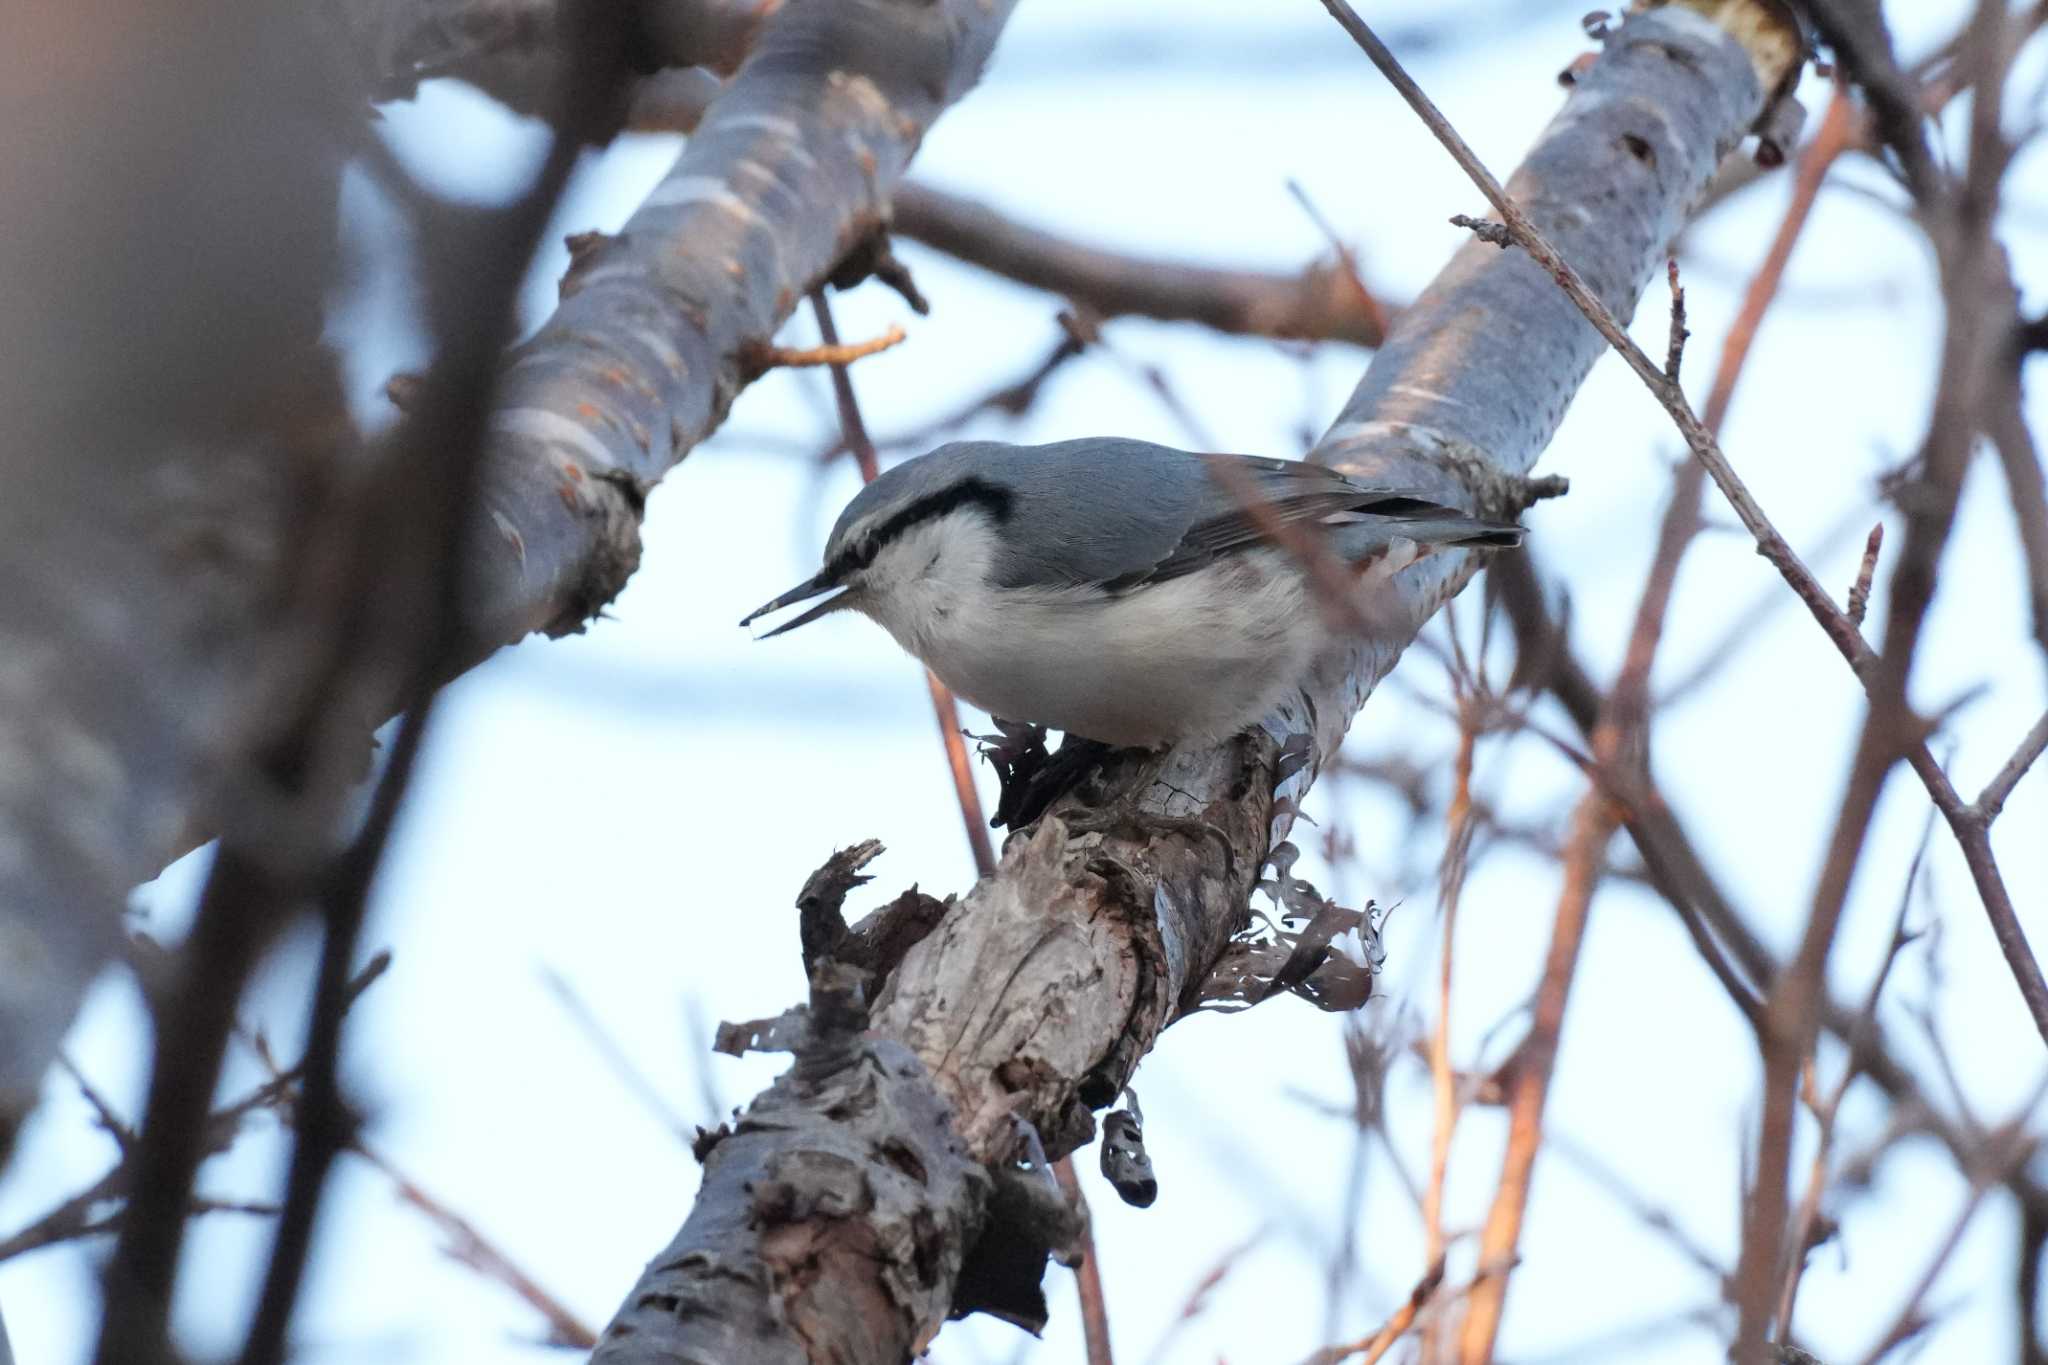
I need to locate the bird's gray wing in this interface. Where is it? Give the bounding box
[982,441,1513,591]
[1106,454,1499,590]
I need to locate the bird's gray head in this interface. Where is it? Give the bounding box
[740,442,1018,637]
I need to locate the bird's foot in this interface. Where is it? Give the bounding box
[977,721,1118,831]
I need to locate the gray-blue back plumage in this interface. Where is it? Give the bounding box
[825,438,1519,590]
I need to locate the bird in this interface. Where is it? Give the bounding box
[741,438,1522,750]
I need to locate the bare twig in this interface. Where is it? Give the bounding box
[57,1054,135,1157]
[1310,35,2048,1359]
[1457,780,1619,1362]
[1664,257,1689,382]
[1285,179,1394,344]
[1847,523,1884,628]
[354,1139,599,1350]
[1851,1090,2045,1365]
[1548,1134,1726,1282]
[808,289,999,883]
[1309,1257,1446,1365]
[1974,709,2048,824]
[1418,709,1478,1361]
[1777,812,1935,1336]
[540,968,694,1142]
[746,323,908,372]
[1053,1156,1116,1365]
[1986,354,2048,654]
[231,29,622,1361]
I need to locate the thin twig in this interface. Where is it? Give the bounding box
[1851,1089,2046,1365]
[58,1054,135,1156]
[540,968,694,1142]
[1846,523,1884,628]
[809,291,999,880]
[1419,709,1478,1361]
[353,1139,599,1350]
[749,323,908,371]
[1547,1134,1727,1282]
[233,26,624,1364]
[1973,708,2048,824]
[1054,1155,1116,1365]
[1457,782,1619,1363]
[1452,90,1846,1339]
[1777,811,1935,1335]
[1310,1257,1446,1365]
[1664,258,1689,381]
[1320,22,2048,1285]
[1286,179,1394,343]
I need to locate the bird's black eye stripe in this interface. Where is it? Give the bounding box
[824,477,1014,580]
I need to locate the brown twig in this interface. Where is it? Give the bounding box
[1140,1228,1264,1365]
[808,291,999,880]
[1418,707,1479,1361]
[1054,1155,1116,1365]
[1457,780,1620,1362]
[1453,64,1845,1364]
[1974,709,2048,824]
[1986,356,2048,653]
[1846,523,1884,628]
[1310,21,2048,1355]
[1309,1257,1446,1365]
[1547,1134,1727,1282]
[1777,812,1934,1337]
[353,1140,599,1350]
[231,30,624,1360]
[1663,257,1689,381]
[1850,1088,2046,1365]
[748,323,908,372]
[1738,11,2029,1353]
[1285,179,1395,344]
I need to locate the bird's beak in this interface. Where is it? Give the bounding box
[740,572,852,639]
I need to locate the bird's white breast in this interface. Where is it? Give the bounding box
[854,514,1348,746]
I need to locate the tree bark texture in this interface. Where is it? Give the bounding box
[594,5,1797,1362]
[457,0,1019,655]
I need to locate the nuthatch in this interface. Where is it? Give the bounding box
[743,439,1520,748]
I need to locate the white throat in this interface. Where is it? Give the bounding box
[852,509,1003,659]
